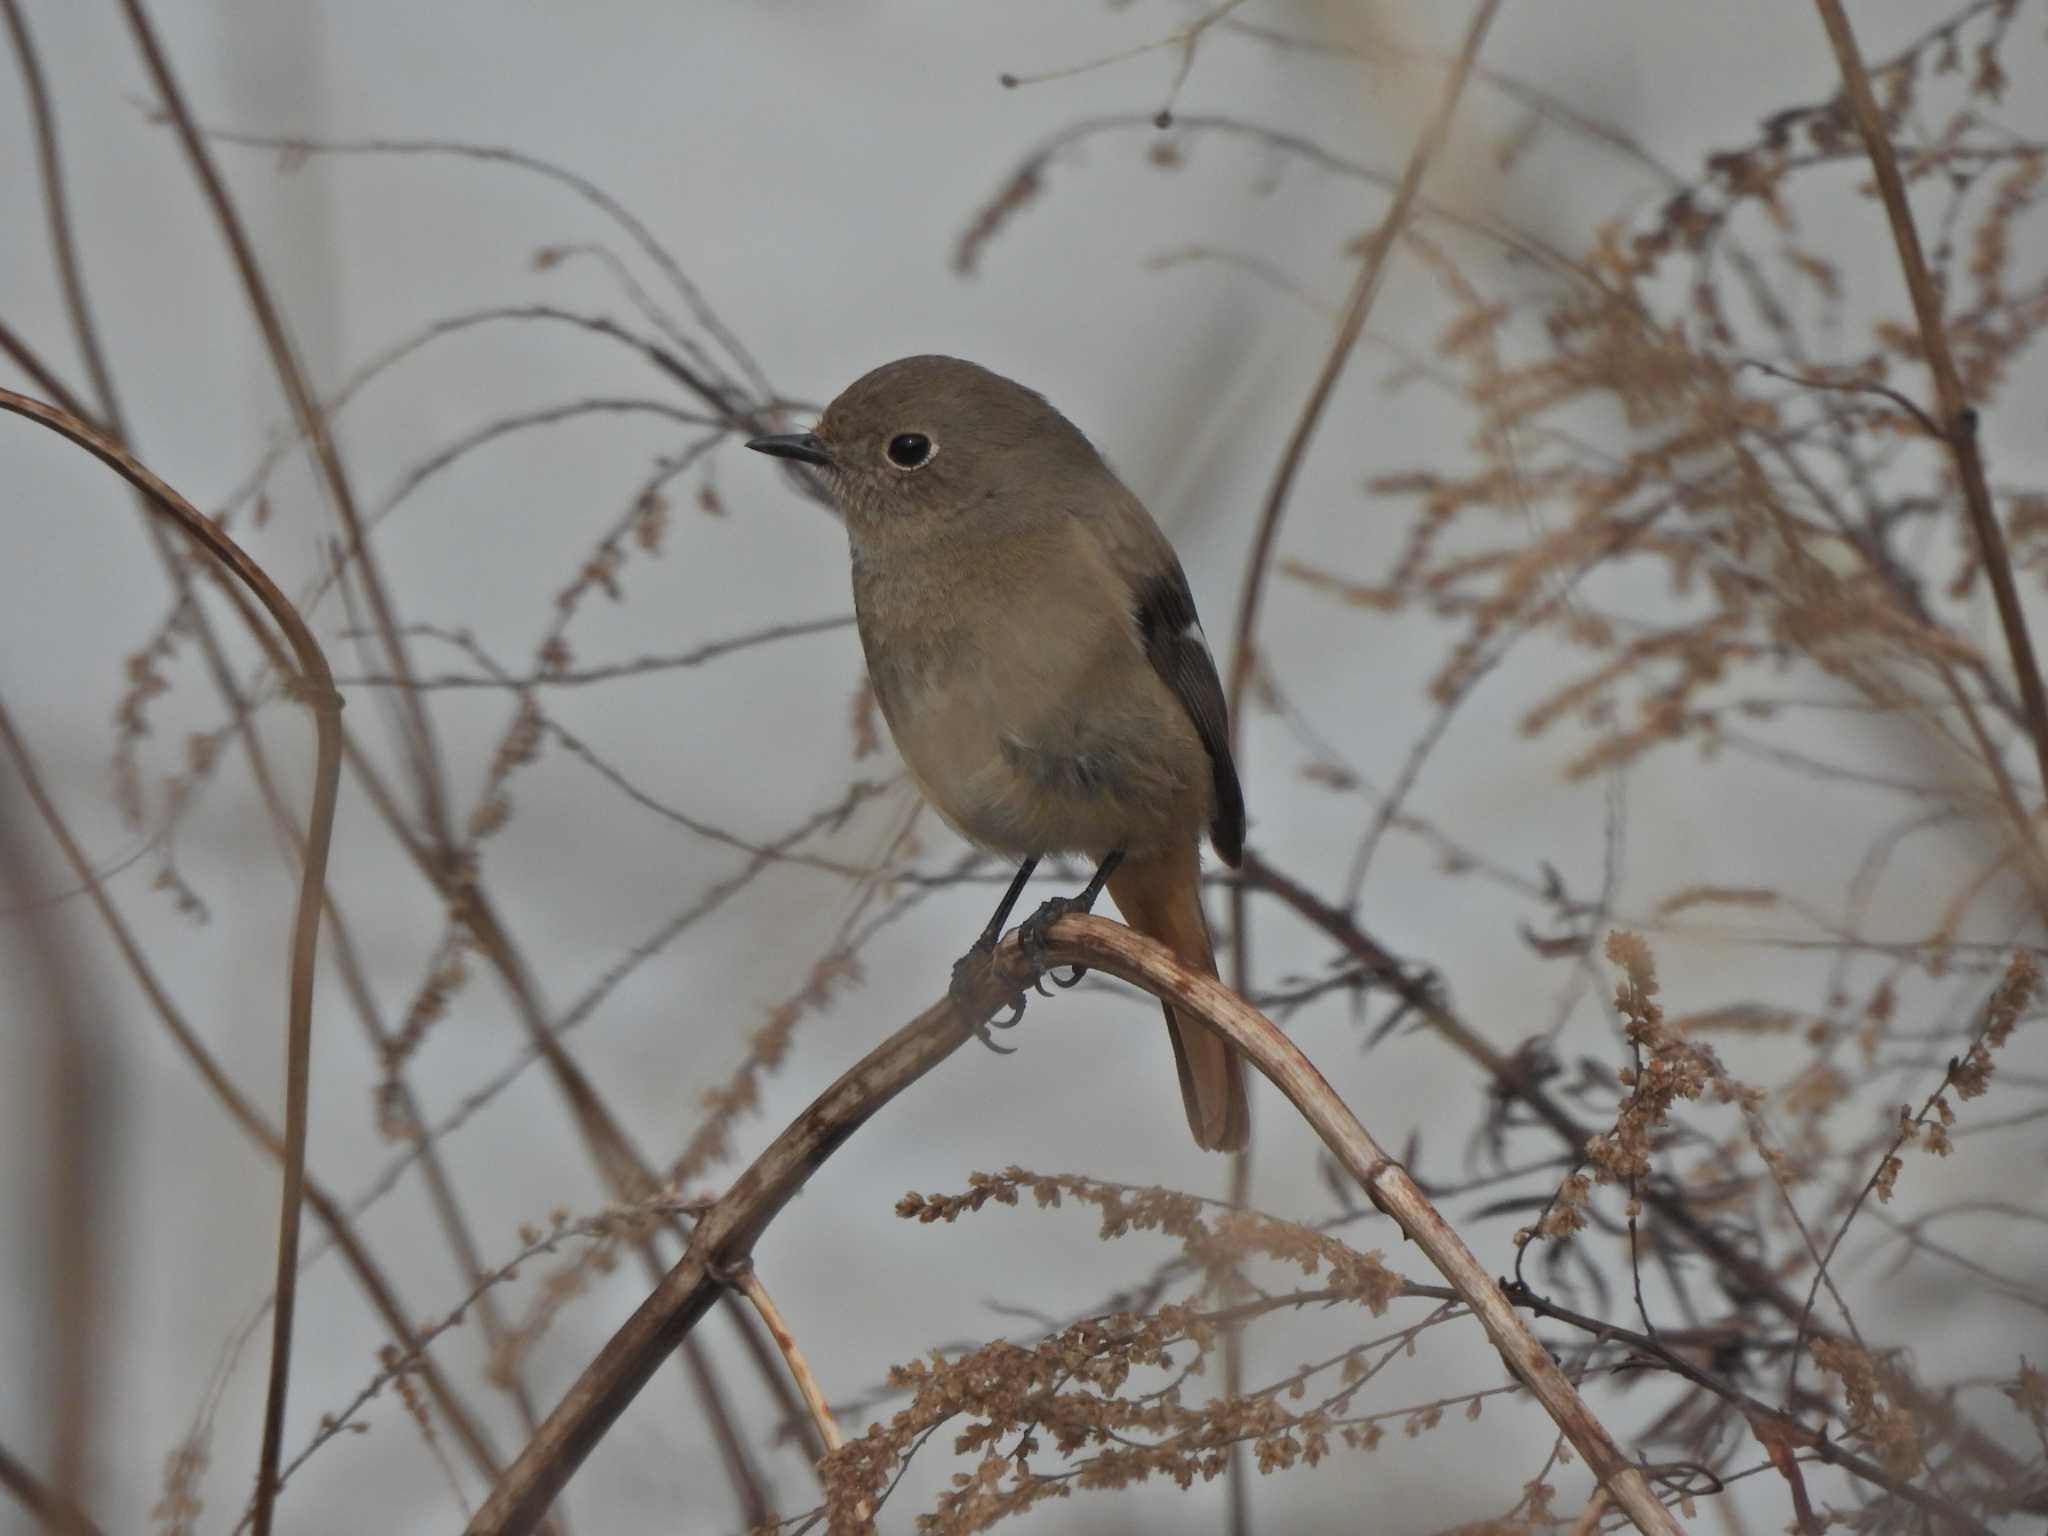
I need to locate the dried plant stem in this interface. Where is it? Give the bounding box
[466,916,1679,1536]
[1507,1287,1995,1535]
[1225,0,1503,743]
[0,42,523,1421]
[1809,0,2048,807]
[1238,854,2039,1506]
[0,699,511,1496]
[0,1438,102,1536]
[5,36,501,1348]
[181,465,806,1508]
[0,316,91,421]
[0,732,107,1531]
[1,0,122,430]
[1041,919,1681,1535]
[727,1299,832,1468]
[1241,852,1836,1322]
[676,1335,771,1528]
[235,550,822,1506]
[115,0,452,857]
[0,388,342,1536]
[729,1264,846,1455]
[1932,665,2048,913]
[1223,1115,1253,1536]
[1569,1489,1611,1536]
[465,990,970,1534]
[1204,12,1499,1507]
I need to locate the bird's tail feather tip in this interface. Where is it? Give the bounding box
[1166,1004,1250,1152]
[1108,849,1251,1154]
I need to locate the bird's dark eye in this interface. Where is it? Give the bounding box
[886,432,932,469]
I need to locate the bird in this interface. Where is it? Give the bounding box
[747,355,1248,1152]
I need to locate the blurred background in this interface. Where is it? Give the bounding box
[3,1,2045,1532]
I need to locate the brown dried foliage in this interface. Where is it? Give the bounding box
[6,3,2048,1535]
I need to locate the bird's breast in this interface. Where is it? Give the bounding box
[849,532,1207,859]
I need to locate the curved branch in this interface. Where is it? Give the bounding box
[466,914,1680,1536]
[0,387,343,1536]
[466,991,970,1534]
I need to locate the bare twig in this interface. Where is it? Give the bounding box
[465,990,971,1534]
[0,709,110,1533]
[999,0,1256,124]
[677,1335,772,1528]
[185,124,769,415]
[0,698,511,1498]
[1237,853,2042,1502]
[1037,919,1681,1535]
[957,112,1576,281]
[1505,1286,1996,1535]
[9,0,211,549]
[0,0,123,429]
[1738,358,1940,439]
[117,0,452,863]
[1569,1489,1612,1536]
[729,1264,845,1456]
[339,615,855,691]
[0,316,92,422]
[8,37,499,1368]
[1809,0,2048,805]
[0,387,343,1536]
[0,1438,102,1536]
[1225,0,1505,746]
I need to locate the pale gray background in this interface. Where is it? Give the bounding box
[2,2,2040,1532]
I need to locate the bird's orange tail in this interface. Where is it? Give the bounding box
[1106,844,1250,1153]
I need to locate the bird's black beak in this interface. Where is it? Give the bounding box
[745,432,833,468]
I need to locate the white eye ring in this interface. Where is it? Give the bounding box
[885,432,936,471]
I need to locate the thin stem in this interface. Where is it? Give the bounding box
[0,0,125,430]
[1237,853,2038,1495]
[465,993,972,1534]
[0,316,93,421]
[7,31,477,1348]
[0,388,343,1536]
[1809,0,2048,809]
[1505,1285,1995,1535]
[0,697,509,1495]
[0,1438,103,1536]
[730,1265,846,1454]
[117,0,454,862]
[1225,0,1505,747]
[0,734,109,1532]
[677,1336,771,1527]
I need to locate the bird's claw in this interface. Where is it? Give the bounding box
[1019,894,1101,990]
[1018,894,1082,973]
[950,881,1102,1052]
[951,943,1025,1054]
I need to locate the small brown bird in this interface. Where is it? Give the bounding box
[748,356,1248,1151]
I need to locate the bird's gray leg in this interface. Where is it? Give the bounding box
[951,856,1040,1050]
[1021,848,1125,988]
